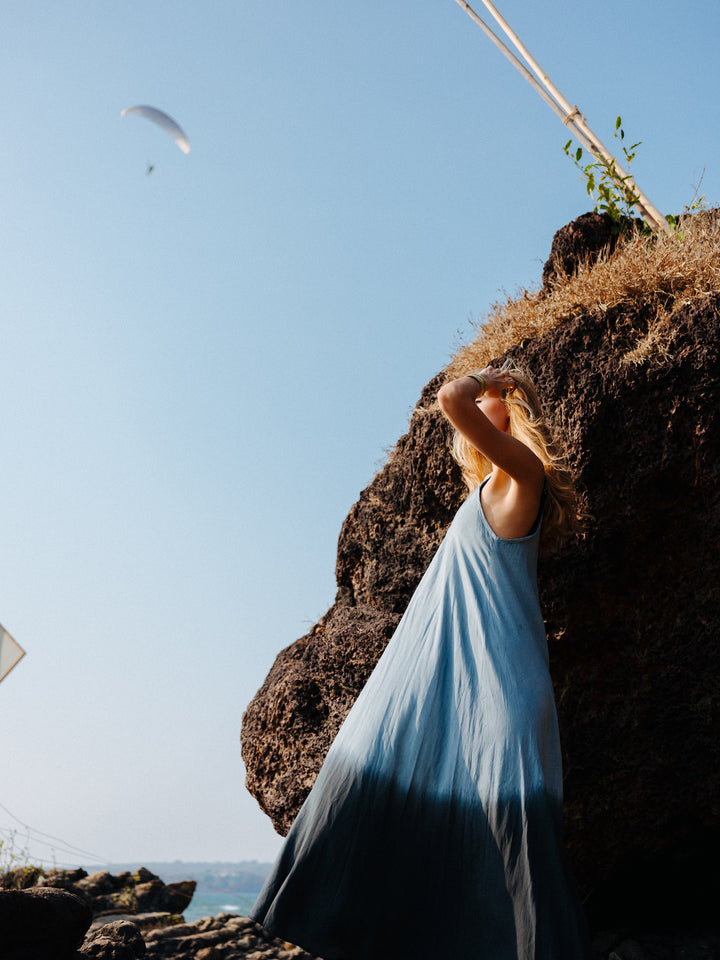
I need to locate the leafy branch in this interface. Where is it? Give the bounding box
[564,116,642,229]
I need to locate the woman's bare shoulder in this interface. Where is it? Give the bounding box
[481,469,544,540]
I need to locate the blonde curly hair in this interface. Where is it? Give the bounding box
[451,366,577,552]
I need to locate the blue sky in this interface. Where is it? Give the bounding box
[1,0,718,869]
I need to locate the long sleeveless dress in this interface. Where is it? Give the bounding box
[250,478,589,960]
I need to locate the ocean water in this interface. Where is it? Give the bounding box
[183,888,259,923]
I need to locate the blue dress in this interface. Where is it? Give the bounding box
[250,478,589,960]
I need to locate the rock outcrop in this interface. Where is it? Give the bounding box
[79,919,147,959]
[0,865,324,960]
[0,867,194,960]
[0,885,92,960]
[242,213,720,931]
[1,865,195,918]
[143,913,319,960]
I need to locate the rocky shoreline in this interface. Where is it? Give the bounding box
[1,865,718,959]
[0,865,319,960]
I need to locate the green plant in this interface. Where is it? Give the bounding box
[0,831,43,888]
[564,116,642,229]
[0,830,29,870]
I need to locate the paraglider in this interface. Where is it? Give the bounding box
[120,105,191,155]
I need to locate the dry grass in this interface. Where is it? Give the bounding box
[446,209,720,376]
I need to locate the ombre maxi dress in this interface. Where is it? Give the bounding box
[250,477,589,960]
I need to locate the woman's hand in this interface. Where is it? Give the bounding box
[466,365,515,397]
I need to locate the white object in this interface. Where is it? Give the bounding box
[0,624,25,684]
[121,105,191,155]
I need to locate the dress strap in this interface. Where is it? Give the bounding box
[529,481,548,537]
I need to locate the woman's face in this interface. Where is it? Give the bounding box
[476,394,509,433]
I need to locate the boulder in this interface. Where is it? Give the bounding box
[0,885,92,960]
[76,871,121,896]
[541,210,636,287]
[133,876,195,913]
[78,919,146,959]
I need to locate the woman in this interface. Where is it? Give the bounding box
[250,365,589,960]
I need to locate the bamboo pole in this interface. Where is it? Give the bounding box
[449,2,601,160]
[451,0,671,235]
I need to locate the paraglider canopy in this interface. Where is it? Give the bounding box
[121,105,191,155]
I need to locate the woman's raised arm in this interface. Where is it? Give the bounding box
[438,367,544,486]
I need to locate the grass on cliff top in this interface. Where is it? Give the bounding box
[447,209,720,375]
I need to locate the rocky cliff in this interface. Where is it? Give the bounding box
[241,213,720,930]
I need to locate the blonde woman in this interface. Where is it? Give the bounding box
[250,365,589,960]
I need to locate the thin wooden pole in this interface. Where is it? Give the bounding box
[452,0,671,234]
[450,1,600,160]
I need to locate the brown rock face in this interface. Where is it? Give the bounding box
[241,216,720,928]
[540,210,636,286]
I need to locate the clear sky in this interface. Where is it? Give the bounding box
[1,0,718,870]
